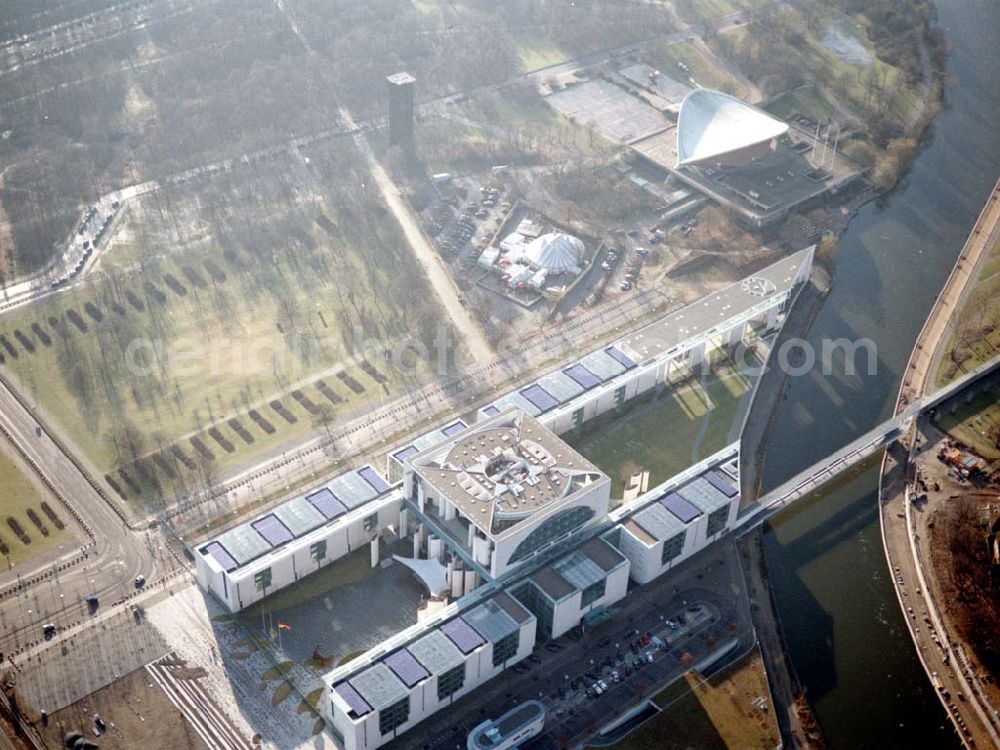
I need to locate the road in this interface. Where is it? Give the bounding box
[339,108,493,365]
[0,371,164,655]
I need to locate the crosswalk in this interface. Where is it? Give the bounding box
[145,655,253,750]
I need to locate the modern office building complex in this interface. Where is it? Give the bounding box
[194,464,398,612]
[404,409,611,579]
[326,592,536,750]
[191,248,814,749]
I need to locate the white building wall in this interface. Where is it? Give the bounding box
[327,616,537,750]
[201,496,401,612]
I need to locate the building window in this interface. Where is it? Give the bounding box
[661,531,685,565]
[572,407,584,428]
[514,583,555,641]
[706,507,729,537]
[492,632,519,667]
[363,513,378,534]
[310,540,327,564]
[581,579,606,608]
[379,697,410,736]
[253,567,272,594]
[613,385,626,406]
[509,507,595,564]
[437,665,465,701]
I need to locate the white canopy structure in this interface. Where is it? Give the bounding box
[523,232,584,274]
[676,89,788,166]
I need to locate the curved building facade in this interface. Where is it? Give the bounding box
[676,88,788,167]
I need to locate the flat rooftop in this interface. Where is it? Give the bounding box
[410,409,606,538]
[198,464,392,574]
[615,246,812,363]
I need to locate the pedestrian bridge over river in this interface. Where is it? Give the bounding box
[739,353,1000,531]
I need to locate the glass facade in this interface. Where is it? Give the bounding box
[492,632,519,667]
[572,407,584,427]
[437,665,465,701]
[706,506,729,537]
[508,506,594,565]
[379,697,409,736]
[514,583,555,640]
[581,579,606,608]
[614,385,626,406]
[660,531,685,564]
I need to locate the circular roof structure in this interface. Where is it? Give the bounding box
[676,89,788,166]
[524,232,584,273]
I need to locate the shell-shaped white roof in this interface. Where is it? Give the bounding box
[525,232,584,273]
[676,89,788,166]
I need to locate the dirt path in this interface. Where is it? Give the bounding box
[339,109,493,366]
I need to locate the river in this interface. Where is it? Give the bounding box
[758,0,1000,747]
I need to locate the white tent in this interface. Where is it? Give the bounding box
[523,232,584,274]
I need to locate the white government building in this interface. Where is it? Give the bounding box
[191,248,815,750]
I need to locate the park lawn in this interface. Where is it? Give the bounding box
[977,235,1000,282]
[513,34,569,71]
[0,150,448,504]
[609,648,779,750]
[0,447,76,566]
[568,366,750,497]
[935,271,1000,387]
[765,85,838,125]
[652,41,747,99]
[934,387,1000,461]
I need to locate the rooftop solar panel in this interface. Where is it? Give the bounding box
[441,420,467,438]
[440,617,486,654]
[705,470,738,498]
[358,466,391,494]
[201,542,237,572]
[330,472,378,509]
[408,630,466,675]
[678,477,730,514]
[215,524,271,564]
[463,601,518,643]
[306,488,348,520]
[579,349,626,380]
[392,445,419,463]
[660,492,702,524]
[605,346,636,369]
[383,649,430,688]
[520,384,559,413]
[334,682,372,717]
[482,405,501,417]
[563,363,601,390]
[272,496,325,537]
[251,514,294,547]
[537,371,584,403]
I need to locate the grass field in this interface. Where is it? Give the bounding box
[720,13,923,132]
[935,271,1000,387]
[567,365,751,497]
[0,141,451,506]
[608,647,779,750]
[934,386,1000,461]
[513,35,569,71]
[650,41,748,98]
[0,446,75,567]
[765,85,838,124]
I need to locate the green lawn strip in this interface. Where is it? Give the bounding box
[607,650,779,750]
[568,367,748,497]
[0,448,75,566]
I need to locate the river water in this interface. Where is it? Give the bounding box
[759,0,1000,747]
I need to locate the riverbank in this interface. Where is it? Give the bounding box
[739,530,826,750]
[878,178,1000,748]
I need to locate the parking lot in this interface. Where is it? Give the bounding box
[422,177,511,264]
[384,538,754,750]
